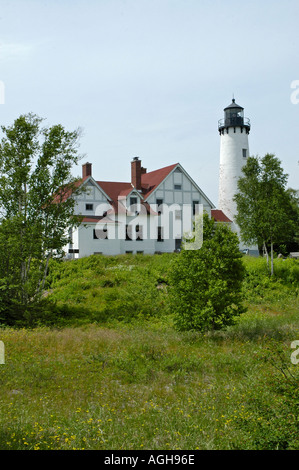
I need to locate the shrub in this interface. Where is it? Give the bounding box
[168,214,246,332]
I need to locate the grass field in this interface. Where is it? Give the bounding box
[0,254,298,450]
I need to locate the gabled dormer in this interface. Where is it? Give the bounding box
[124,188,144,216]
[141,162,214,211]
[73,163,112,216]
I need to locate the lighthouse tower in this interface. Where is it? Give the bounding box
[218,98,250,245]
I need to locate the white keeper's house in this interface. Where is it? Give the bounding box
[64,157,229,258]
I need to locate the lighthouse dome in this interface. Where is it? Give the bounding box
[218,98,250,132]
[224,98,244,111]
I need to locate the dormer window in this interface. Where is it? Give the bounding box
[129,195,139,215]
[130,196,138,206]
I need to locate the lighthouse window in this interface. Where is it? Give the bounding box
[242,149,247,158]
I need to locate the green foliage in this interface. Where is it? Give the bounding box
[168,214,246,332]
[0,113,83,324]
[4,250,296,330]
[242,256,299,303]
[234,153,299,275]
[0,253,298,450]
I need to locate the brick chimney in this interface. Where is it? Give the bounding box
[131,157,142,190]
[82,162,92,178]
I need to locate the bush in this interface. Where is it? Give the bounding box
[168,214,246,332]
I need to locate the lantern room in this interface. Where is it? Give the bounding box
[218,98,250,134]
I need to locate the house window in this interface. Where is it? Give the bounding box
[129,196,139,215]
[156,198,163,214]
[242,148,247,158]
[126,224,143,240]
[126,251,133,254]
[137,251,144,254]
[93,227,108,239]
[126,224,132,241]
[192,201,199,216]
[68,227,73,245]
[68,249,79,254]
[130,196,138,207]
[174,184,182,190]
[157,226,164,242]
[86,203,93,211]
[136,225,143,241]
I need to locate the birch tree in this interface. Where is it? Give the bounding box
[234,154,297,275]
[0,113,83,324]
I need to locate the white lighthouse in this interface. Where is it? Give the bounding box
[218,98,251,248]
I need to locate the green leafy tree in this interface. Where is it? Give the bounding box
[276,188,299,254]
[234,154,298,275]
[168,213,246,332]
[0,113,83,324]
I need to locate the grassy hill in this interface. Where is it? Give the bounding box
[0,254,298,450]
[41,253,299,328]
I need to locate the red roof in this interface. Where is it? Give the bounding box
[96,181,132,202]
[141,163,178,199]
[92,164,178,213]
[55,162,185,215]
[211,209,232,223]
[96,163,178,202]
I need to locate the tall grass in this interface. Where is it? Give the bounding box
[0,254,298,450]
[0,318,298,450]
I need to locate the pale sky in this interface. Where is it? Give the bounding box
[0,0,298,205]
